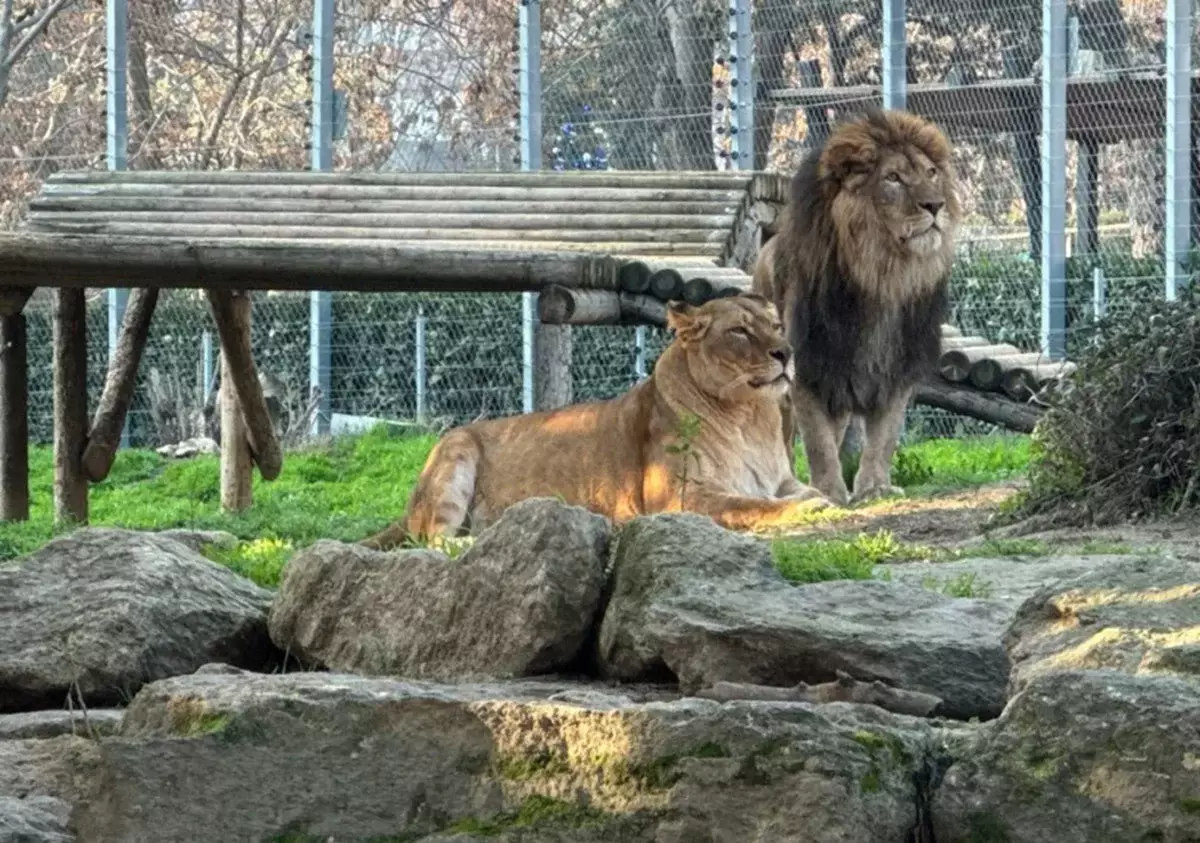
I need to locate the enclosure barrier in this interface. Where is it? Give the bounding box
[0,169,1071,524]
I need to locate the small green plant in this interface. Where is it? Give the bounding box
[203,537,294,588]
[665,411,703,507]
[921,572,993,599]
[772,530,940,584]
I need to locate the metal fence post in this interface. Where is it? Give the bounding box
[106,0,130,448]
[1165,0,1192,300]
[414,305,427,424]
[1092,266,1107,322]
[518,0,541,414]
[1041,0,1068,360]
[727,0,754,169]
[881,0,906,110]
[201,330,215,399]
[634,325,647,382]
[308,0,335,435]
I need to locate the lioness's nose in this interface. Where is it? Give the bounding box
[920,200,944,216]
[769,347,788,363]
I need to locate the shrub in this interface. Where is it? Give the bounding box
[1016,284,1200,523]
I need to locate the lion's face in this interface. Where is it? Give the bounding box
[820,109,961,265]
[666,294,793,403]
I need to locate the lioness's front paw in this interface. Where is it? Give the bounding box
[784,494,835,514]
[850,484,905,504]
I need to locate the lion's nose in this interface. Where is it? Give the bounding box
[769,347,789,363]
[920,200,944,216]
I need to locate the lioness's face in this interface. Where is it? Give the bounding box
[869,146,954,256]
[666,294,793,402]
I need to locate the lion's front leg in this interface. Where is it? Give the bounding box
[685,486,834,531]
[852,386,913,503]
[792,385,852,506]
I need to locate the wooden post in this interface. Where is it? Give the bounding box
[0,289,31,522]
[205,289,283,482]
[535,324,572,410]
[53,289,89,524]
[218,350,253,511]
[83,287,158,481]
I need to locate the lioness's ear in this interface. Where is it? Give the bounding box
[667,302,712,343]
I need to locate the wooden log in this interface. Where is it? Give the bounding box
[0,235,720,293]
[534,325,572,411]
[30,197,740,217]
[940,323,963,337]
[968,351,1054,392]
[681,275,749,305]
[205,290,283,482]
[1002,360,1078,401]
[938,343,1026,383]
[538,287,621,325]
[649,268,685,301]
[47,169,753,188]
[0,288,32,317]
[694,671,943,718]
[27,221,730,245]
[618,293,667,326]
[82,288,159,482]
[618,260,652,294]
[218,350,253,512]
[939,336,992,350]
[29,210,736,233]
[0,308,29,521]
[53,289,88,524]
[914,379,1043,433]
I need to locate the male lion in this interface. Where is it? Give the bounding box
[753,108,960,505]
[362,294,830,547]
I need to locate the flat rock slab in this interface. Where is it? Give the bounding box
[597,514,1012,719]
[0,795,71,843]
[71,669,937,843]
[268,498,610,681]
[0,528,278,712]
[0,710,123,741]
[933,669,1200,843]
[1006,556,1200,694]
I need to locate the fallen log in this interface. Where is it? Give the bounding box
[694,671,943,718]
[967,352,1055,392]
[537,285,666,326]
[914,378,1043,433]
[82,288,159,482]
[938,342,1026,383]
[1001,360,1078,401]
[649,268,685,301]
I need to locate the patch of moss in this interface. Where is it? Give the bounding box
[965,810,1011,843]
[493,749,570,781]
[851,730,910,765]
[167,699,231,737]
[860,765,882,793]
[445,795,609,837]
[621,742,732,790]
[1178,797,1200,815]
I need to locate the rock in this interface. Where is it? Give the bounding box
[1006,556,1200,694]
[933,669,1200,843]
[0,710,123,741]
[0,737,101,809]
[878,554,1129,611]
[152,529,238,554]
[0,528,278,711]
[155,436,219,459]
[0,795,70,843]
[268,498,610,681]
[72,670,937,843]
[597,514,1012,720]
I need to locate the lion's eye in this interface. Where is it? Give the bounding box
[885,172,902,184]
[730,326,751,339]
[927,167,938,177]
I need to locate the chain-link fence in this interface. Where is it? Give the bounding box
[2,0,1192,449]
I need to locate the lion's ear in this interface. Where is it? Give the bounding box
[819,132,874,183]
[667,302,712,343]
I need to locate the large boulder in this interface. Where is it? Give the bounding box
[0,528,278,712]
[268,498,610,681]
[0,711,123,741]
[1006,556,1200,694]
[71,669,938,843]
[0,735,101,843]
[597,514,1012,719]
[0,795,71,843]
[933,669,1200,842]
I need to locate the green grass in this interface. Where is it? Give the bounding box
[0,424,436,580]
[793,434,1031,495]
[1,428,1033,590]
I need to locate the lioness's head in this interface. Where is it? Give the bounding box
[819,108,960,266]
[665,294,793,402]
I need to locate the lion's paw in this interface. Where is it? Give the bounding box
[850,484,905,505]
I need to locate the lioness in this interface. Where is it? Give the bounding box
[363,294,830,547]
[754,108,961,505]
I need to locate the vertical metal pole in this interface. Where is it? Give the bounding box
[308,0,335,434]
[202,330,215,399]
[1075,138,1099,257]
[414,306,427,424]
[519,0,541,413]
[881,0,906,110]
[106,0,130,448]
[1165,0,1192,300]
[1092,266,1106,322]
[1041,0,1068,359]
[727,0,754,168]
[634,325,647,382]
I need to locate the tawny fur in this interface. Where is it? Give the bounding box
[753,108,961,506]
[362,295,830,548]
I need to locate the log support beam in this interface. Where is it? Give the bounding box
[0,289,32,522]
[53,289,89,524]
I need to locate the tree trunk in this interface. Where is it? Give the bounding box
[663,0,716,170]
